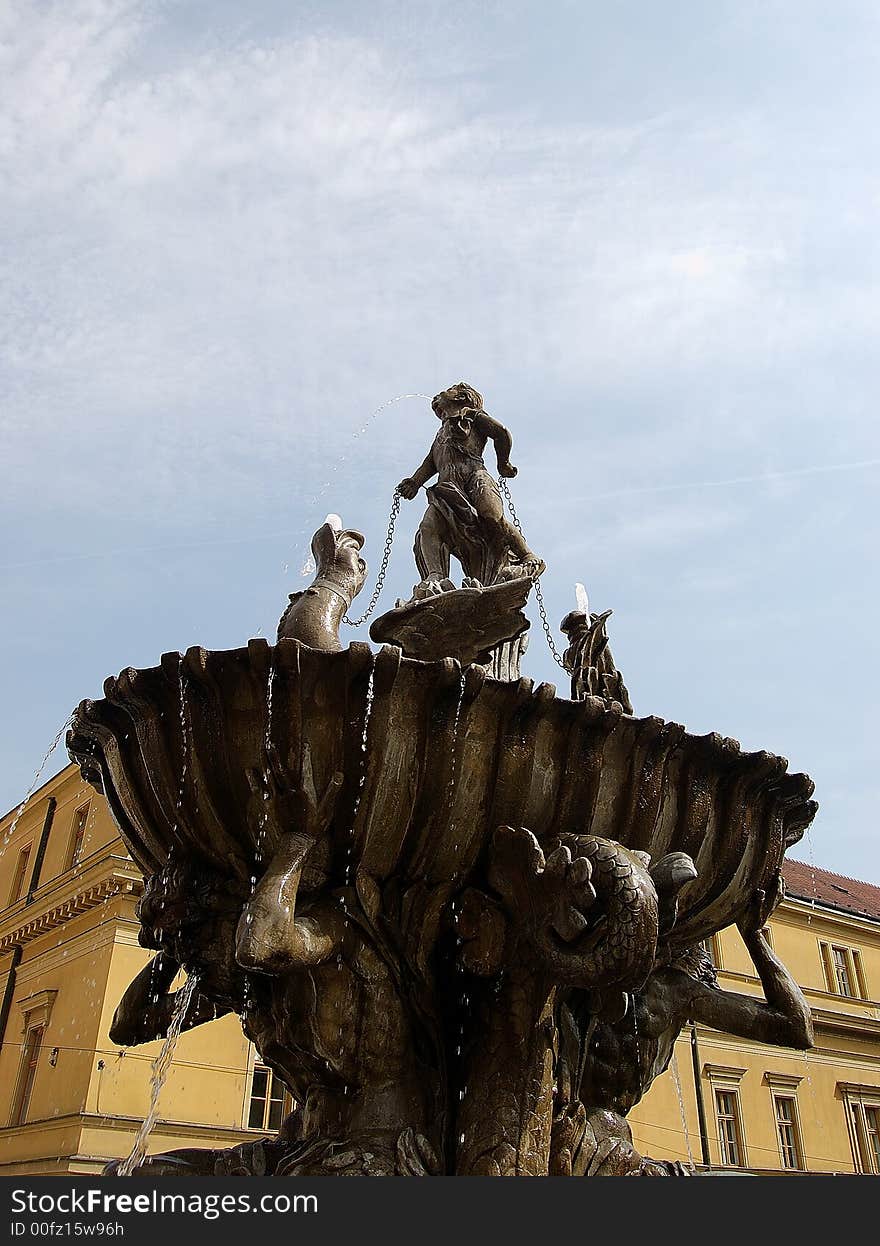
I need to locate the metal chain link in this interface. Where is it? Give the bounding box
[344,492,402,627]
[498,477,567,669]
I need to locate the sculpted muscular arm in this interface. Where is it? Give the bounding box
[235,750,345,974]
[475,412,517,478]
[397,448,437,500]
[666,880,813,1049]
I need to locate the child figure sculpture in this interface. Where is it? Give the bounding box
[397,383,545,596]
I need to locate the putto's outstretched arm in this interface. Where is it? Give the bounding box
[398,450,437,500]
[682,933,812,1049]
[476,413,516,478]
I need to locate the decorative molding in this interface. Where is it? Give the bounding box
[811,1007,880,1040]
[704,1063,746,1085]
[0,1111,257,1146]
[836,1081,880,1100]
[0,870,141,953]
[763,1071,803,1091]
[17,988,57,1030]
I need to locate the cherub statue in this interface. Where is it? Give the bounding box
[397,383,545,595]
[552,873,814,1175]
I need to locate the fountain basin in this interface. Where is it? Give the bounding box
[67,637,816,953]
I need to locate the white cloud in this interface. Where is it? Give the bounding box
[1,2,879,881]
[5,2,875,521]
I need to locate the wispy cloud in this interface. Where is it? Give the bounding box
[1,2,878,879]
[5,1,877,528]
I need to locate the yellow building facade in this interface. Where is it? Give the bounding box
[629,859,880,1174]
[0,764,287,1176]
[1,762,878,1175]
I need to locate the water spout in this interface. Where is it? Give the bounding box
[117,973,200,1175]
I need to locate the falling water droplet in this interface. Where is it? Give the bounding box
[670,1051,695,1170]
[1,716,75,855]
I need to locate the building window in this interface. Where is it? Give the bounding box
[843,1090,880,1174]
[832,946,854,996]
[700,935,720,968]
[68,803,90,869]
[246,1062,291,1132]
[865,1106,880,1174]
[714,1089,745,1167]
[11,1024,44,1126]
[8,845,31,905]
[773,1095,804,1170]
[706,1065,748,1169]
[820,942,867,999]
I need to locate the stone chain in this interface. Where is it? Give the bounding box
[344,492,402,627]
[497,477,567,669]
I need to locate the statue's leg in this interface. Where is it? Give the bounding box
[470,472,545,578]
[413,505,454,592]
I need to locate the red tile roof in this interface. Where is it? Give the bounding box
[783,858,880,922]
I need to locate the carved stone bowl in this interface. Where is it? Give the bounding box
[67,639,816,953]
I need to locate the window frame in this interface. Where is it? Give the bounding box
[714,1088,745,1167]
[67,801,91,870]
[8,843,32,906]
[700,934,722,969]
[245,1058,292,1133]
[841,1084,880,1174]
[11,1023,44,1126]
[819,941,868,1000]
[772,1093,805,1171]
[705,1065,748,1170]
[831,945,855,997]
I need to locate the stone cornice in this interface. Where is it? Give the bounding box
[780,895,880,938]
[0,1112,255,1146]
[0,856,142,952]
[811,1007,880,1041]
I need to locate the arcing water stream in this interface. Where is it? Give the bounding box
[117,973,200,1175]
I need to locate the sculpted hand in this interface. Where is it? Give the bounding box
[397,477,419,500]
[488,826,597,948]
[737,873,785,937]
[498,461,518,479]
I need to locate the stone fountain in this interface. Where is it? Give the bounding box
[67,383,817,1176]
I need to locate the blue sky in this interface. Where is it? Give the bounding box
[2,1,878,880]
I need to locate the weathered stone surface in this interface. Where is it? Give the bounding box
[65,390,817,1177]
[68,638,816,1176]
[562,608,633,712]
[370,576,531,666]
